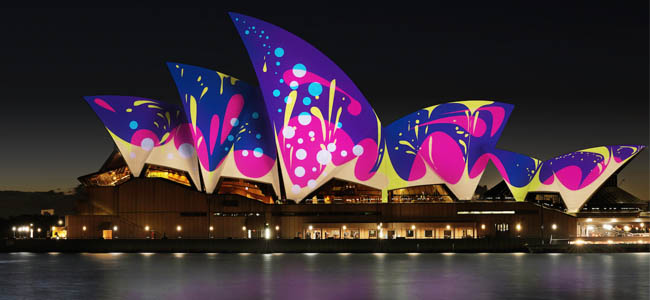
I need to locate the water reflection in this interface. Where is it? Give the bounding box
[0,253,647,299]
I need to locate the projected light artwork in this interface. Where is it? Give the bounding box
[82,13,644,212]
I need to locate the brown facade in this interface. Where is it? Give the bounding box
[68,177,577,240]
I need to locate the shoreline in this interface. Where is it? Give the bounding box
[3,238,648,254]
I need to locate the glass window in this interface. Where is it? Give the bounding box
[145,165,191,186]
[496,223,509,232]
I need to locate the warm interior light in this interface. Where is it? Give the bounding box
[177,225,182,232]
[611,218,617,222]
[342,225,347,230]
[58,220,63,225]
[264,228,270,239]
[446,225,451,230]
[551,224,557,230]
[209,226,214,231]
[607,240,614,244]
[308,225,313,230]
[145,225,150,231]
[603,224,613,230]
[641,223,645,228]
[37,228,42,232]
[275,225,280,231]
[242,226,247,231]
[575,239,585,245]
[113,226,118,231]
[481,224,486,230]
[82,226,87,231]
[623,225,631,232]
[586,218,593,222]
[411,225,416,230]
[516,224,522,231]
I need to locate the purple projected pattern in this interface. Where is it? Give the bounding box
[384,102,513,189]
[538,145,644,190]
[230,13,383,197]
[167,63,277,186]
[86,96,191,150]
[84,96,196,182]
[487,145,645,207]
[487,149,541,189]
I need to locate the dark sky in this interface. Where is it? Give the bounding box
[1,3,647,199]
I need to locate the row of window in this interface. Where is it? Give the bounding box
[211,211,381,217]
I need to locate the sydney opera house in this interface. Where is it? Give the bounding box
[67,13,647,241]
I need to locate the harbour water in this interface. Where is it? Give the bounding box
[1,252,648,299]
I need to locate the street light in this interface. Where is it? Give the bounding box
[481,224,486,230]
[209,226,214,231]
[516,224,522,231]
[551,224,557,230]
[275,225,280,231]
[82,226,87,231]
[145,225,150,231]
[446,225,451,230]
[177,225,182,232]
[113,225,118,231]
[58,220,63,225]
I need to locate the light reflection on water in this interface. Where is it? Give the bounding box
[0,253,648,300]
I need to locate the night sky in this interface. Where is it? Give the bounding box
[1,4,647,199]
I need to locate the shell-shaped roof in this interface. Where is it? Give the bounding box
[84,95,200,189]
[382,101,514,200]
[230,13,384,200]
[167,63,279,194]
[489,145,645,211]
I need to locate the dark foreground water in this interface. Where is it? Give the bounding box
[0,252,648,300]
